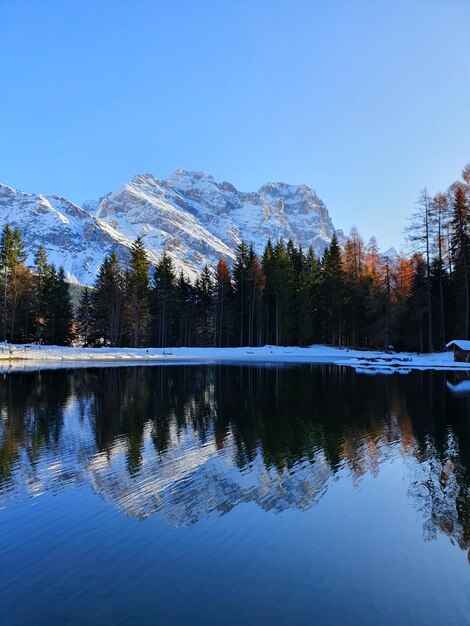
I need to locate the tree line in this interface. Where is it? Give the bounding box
[0,163,468,351]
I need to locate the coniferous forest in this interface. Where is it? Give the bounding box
[1,164,469,352]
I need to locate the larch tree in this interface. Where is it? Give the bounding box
[430,192,450,348]
[214,258,234,347]
[406,189,434,351]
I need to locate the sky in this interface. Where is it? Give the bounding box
[1,0,469,250]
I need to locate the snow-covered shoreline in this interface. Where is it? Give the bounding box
[0,343,469,374]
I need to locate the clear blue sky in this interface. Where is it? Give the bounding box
[1,0,469,250]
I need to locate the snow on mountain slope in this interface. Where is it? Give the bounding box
[0,183,134,285]
[85,171,235,281]
[88,169,339,281]
[0,169,341,285]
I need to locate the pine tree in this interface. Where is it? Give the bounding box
[92,253,124,346]
[246,248,265,346]
[126,237,150,347]
[287,241,305,345]
[271,240,294,345]
[306,247,323,343]
[450,183,470,338]
[42,263,58,344]
[77,287,93,346]
[0,224,29,342]
[54,267,74,345]
[194,265,213,346]
[262,239,276,344]
[174,271,193,346]
[34,245,48,342]
[153,252,177,347]
[321,233,345,345]
[233,242,250,345]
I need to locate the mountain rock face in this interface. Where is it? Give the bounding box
[0,183,138,285]
[0,169,341,285]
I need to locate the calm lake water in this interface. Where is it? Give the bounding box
[1,364,470,625]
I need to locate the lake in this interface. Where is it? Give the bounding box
[1,364,470,625]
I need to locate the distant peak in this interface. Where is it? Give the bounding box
[382,246,398,258]
[168,168,216,185]
[258,181,315,197]
[131,173,158,186]
[0,182,17,193]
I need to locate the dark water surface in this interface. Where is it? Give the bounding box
[1,364,470,625]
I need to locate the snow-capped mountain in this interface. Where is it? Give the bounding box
[0,183,139,284]
[86,169,339,281]
[0,169,341,285]
[382,247,398,259]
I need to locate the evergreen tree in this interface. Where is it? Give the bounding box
[92,253,124,346]
[233,242,250,345]
[262,239,276,344]
[153,252,177,347]
[321,233,345,345]
[305,247,323,344]
[450,183,470,338]
[126,237,150,347]
[246,248,265,346]
[54,267,74,345]
[34,245,48,342]
[0,224,29,342]
[77,287,93,346]
[174,271,194,346]
[194,265,213,346]
[41,263,58,344]
[271,240,294,345]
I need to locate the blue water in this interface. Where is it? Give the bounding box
[1,365,470,624]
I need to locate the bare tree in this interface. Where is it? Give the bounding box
[406,189,434,351]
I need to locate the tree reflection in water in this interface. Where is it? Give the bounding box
[1,364,470,557]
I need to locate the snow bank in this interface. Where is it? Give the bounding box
[0,343,469,374]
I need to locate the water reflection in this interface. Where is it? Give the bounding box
[1,365,470,554]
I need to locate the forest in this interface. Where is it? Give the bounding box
[0,163,469,352]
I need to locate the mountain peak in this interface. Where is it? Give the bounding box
[168,168,216,187]
[0,171,340,285]
[382,246,398,258]
[131,173,159,186]
[258,181,315,197]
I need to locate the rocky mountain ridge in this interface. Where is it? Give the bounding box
[0,169,342,284]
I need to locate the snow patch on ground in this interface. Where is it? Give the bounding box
[0,344,468,374]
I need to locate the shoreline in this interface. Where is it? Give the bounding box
[0,343,469,373]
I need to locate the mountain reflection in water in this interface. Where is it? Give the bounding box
[1,365,470,556]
